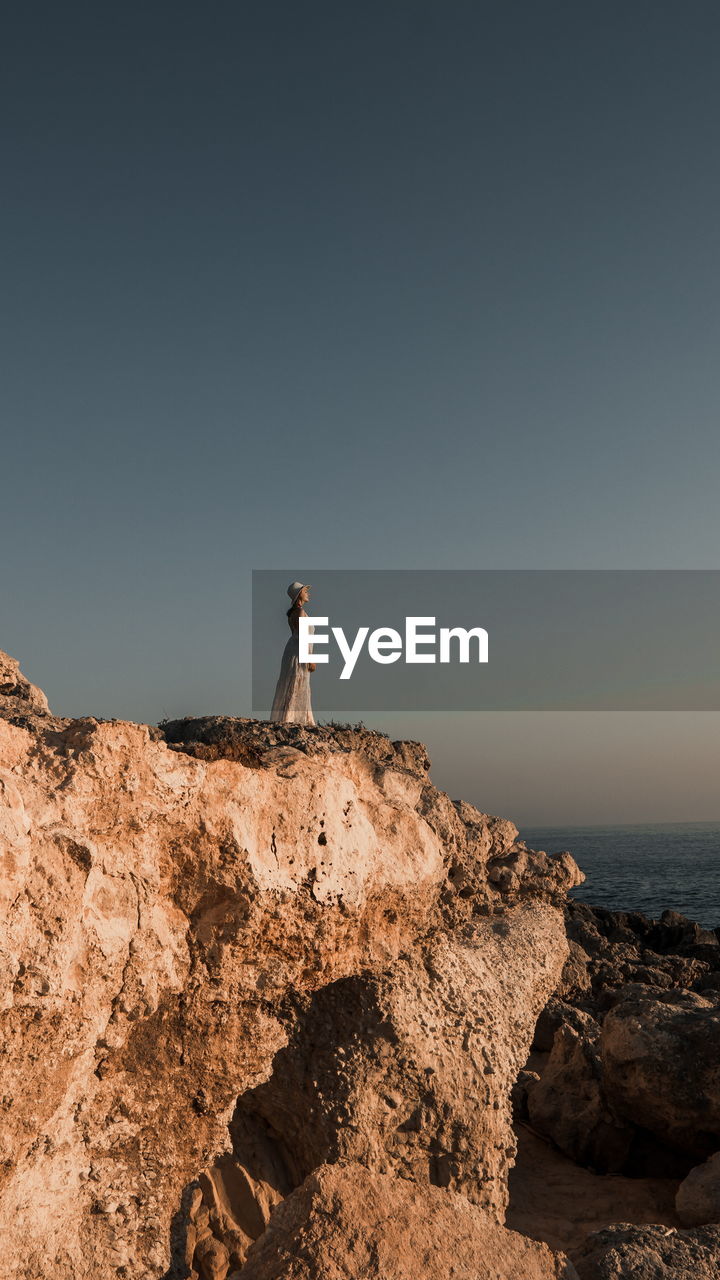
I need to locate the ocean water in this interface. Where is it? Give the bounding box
[519,822,720,931]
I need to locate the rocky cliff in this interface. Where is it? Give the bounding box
[4,653,719,1278]
[0,652,586,1279]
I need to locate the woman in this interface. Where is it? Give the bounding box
[270,581,316,724]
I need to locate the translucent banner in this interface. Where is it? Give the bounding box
[252,570,720,715]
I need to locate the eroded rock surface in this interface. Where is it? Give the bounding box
[523,899,720,1180]
[0,652,578,1280]
[573,1222,720,1279]
[237,1162,578,1280]
[526,1009,633,1173]
[226,900,565,1229]
[676,1151,720,1228]
[560,902,720,1009]
[601,987,720,1163]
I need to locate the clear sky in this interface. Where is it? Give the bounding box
[2,2,718,823]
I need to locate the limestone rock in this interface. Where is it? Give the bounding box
[0,653,577,1279]
[675,1150,720,1227]
[557,940,594,1002]
[488,844,584,904]
[526,899,720,1180]
[0,651,49,713]
[527,978,720,1178]
[238,1162,578,1280]
[0,705,447,1277]
[228,900,567,1228]
[533,995,585,1053]
[572,1222,720,1278]
[0,649,55,735]
[526,1009,633,1173]
[563,902,718,1010]
[601,987,720,1161]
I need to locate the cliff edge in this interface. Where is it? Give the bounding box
[0,652,581,1279]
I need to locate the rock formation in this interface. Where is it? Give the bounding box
[602,987,720,1163]
[236,1162,576,1280]
[226,899,562,1225]
[676,1151,720,1228]
[0,649,49,720]
[522,901,720,1184]
[0,652,580,1280]
[573,1223,720,1279]
[526,1006,634,1173]
[3,650,719,1279]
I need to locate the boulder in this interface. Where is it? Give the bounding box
[573,1222,720,1279]
[526,1010,633,1173]
[601,987,720,1161]
[675,1150,720,1227]
[238,1162,578,1280]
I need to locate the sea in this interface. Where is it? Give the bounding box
[519,822,720,932]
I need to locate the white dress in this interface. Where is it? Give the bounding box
[270,613,315,724]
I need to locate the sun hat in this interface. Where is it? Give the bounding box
[287,581,309,603]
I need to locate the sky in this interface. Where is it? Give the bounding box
[1,1,719,823]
